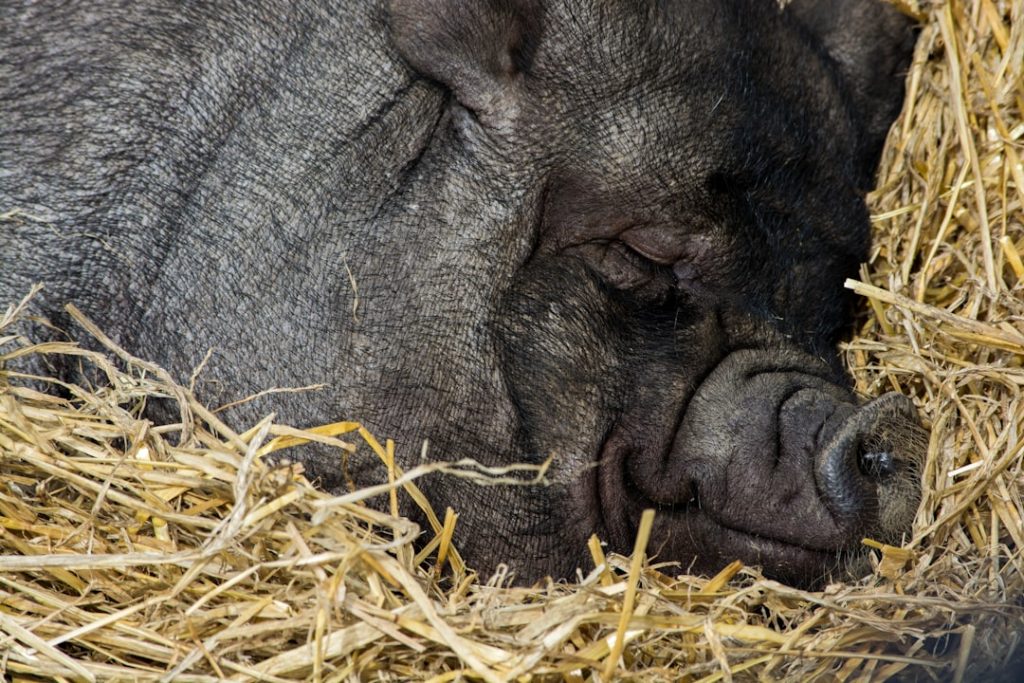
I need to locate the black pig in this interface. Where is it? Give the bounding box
[0,0,924,586]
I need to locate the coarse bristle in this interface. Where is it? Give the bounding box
[2,1,1022,680]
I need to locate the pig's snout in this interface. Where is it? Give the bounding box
[815,392,926,539]
[603,349,927,585]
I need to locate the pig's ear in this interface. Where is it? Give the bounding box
[390,0,541,127]
[786,0,916,184]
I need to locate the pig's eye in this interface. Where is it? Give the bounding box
[572,240,678,303]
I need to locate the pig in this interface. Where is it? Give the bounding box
[0,0,924,586]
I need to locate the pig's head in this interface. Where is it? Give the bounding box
[371,0,925,586]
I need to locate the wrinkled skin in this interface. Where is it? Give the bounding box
[1,0,925,586]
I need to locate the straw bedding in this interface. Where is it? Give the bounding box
[2,0,1023,680]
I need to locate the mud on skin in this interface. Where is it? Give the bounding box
[0,0,925,586]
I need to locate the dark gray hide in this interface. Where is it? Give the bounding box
[1,0,924,586]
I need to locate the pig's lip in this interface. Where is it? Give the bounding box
[607,464,866,584]
[592,369,866,577]
[646,511,859,580]
[612,452,862,556]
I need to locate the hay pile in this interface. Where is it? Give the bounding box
[2,0,1023,680]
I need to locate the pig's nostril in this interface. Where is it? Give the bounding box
[858,448,896,479]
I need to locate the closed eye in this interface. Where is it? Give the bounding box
[567,240,680,305]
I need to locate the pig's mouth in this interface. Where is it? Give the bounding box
[604,451,852,582]
[594,350,925,587]
[599,442,854,586]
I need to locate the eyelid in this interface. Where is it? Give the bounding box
[601,241,658,290]
[619,226,684,265]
